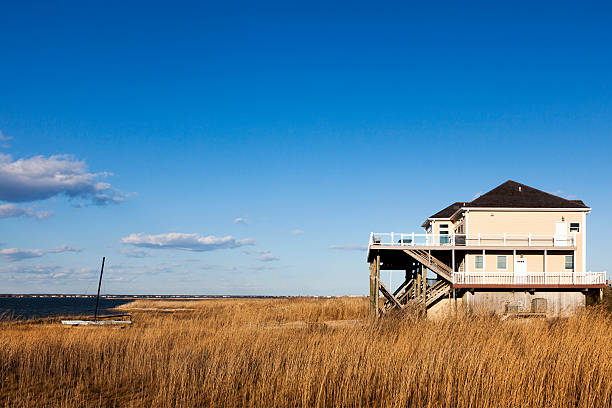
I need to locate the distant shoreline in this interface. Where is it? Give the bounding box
[0,294,363,299]
[0,294,289,299]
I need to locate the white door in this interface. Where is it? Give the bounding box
[555,221,567,247]
[515,258,527,284]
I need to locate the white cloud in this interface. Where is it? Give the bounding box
[120,232,255,252]
[251,265,277,271]
[0,245,81,262]
[0,203,53,220]
[549,189,578,200]
[0,264,61,276]
[120,248,149,258]
[234,217,248,224]
[0,131,12,148]
[256,249,271,254]
[1,264,54,274]
[329,245,367,251]
[258,254,279,262]
[0,153,124,205]
[0,264,97,282]
[291,229,304,235]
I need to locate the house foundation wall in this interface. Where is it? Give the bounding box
[463,290,585,317]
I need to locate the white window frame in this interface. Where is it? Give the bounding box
[474,255,484,270]
[564,255,574,270]
[496,255,508,270]
[569,222,580,232]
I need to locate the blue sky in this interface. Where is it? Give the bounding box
[0,1,611,294]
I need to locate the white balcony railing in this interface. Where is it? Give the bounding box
[452,271,607,286]
[370,232,577,248]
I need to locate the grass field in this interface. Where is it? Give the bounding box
[0,296,611,407]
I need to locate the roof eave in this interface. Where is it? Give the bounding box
[462,207,591,212]
[422,216,454,228]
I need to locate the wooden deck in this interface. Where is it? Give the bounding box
[453,283,606,289]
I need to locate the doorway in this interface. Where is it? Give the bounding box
[515,258,527,284]
[555,221,568,247]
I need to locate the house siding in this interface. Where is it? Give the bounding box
[465,210,586,272]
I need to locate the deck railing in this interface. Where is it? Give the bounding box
[370,232,576,248]
[452,271,606,285]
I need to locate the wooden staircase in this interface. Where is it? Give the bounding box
[380,279,451,313]
[372,250,454,317]
[381,279,414,313]
[403,249,453,282]
[420,280,452,307]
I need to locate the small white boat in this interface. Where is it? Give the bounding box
[60,257,132,327]
[61,319,131,326]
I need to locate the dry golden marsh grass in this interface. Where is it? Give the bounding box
[1,297,611,407]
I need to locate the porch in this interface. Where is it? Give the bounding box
[370,232,577,248]
[452,271,607,288]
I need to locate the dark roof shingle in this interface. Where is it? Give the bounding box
[429,202,468,219]
[426,180,588,220]
[469,180,588,209]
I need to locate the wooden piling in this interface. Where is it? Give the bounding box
[374,255,380,317]
[422,263,427,316]
[369,255,381,318]
[369,261,375,317]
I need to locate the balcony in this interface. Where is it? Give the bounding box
[369,232,576,248]
[452,271,607,287]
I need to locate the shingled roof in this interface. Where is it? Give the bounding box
[429,202,469,218]
[426,180,588,220]
[469,181,588,209]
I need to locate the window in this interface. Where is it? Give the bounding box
[565,255,574,270]
[439,224,449,229]
[570,222,580,232]
[496,255,507,270]
[439,230,449,244]
[475,255,483,270]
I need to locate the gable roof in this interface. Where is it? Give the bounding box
[569,199,587,206]
[425,180,588,223]
[429,202,468,219]
[469,180,588,209]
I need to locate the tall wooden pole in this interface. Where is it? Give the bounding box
[375,255,380,317]
[369,261,375,317]
[425,266,428,315]
[94,257,105,321]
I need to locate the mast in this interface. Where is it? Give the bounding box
[94,257,105,321]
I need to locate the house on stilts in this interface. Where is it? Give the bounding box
[367,180,607,317]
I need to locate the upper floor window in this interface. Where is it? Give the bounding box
[475,255,483,270]
[569,222,580,232]
[496,255,507,270]
[565,255,574,270]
